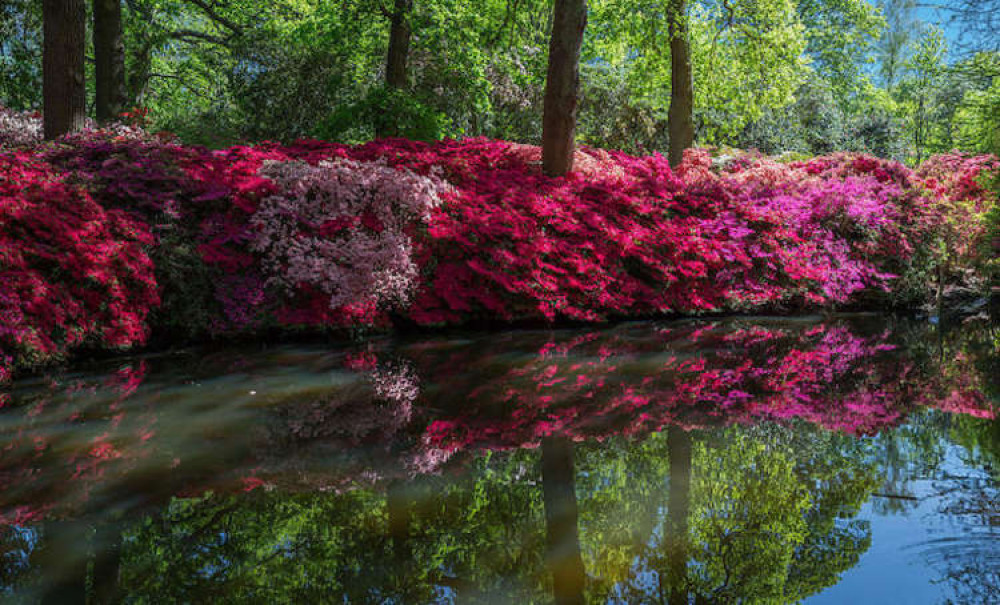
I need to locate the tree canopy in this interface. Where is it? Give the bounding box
[2,0,997,161]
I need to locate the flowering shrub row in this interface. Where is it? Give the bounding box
[0,124,997,381]
[915,152,1000,290]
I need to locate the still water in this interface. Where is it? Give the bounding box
[0,316,997,604]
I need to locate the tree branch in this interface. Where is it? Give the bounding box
[183,0,244,35]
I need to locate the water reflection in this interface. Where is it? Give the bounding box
[0,316,996,603]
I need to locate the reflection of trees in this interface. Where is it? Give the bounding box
[2,317,995,530]
[664,426,691,605]
[608,423,878,604]
[924,413,1000,604]
[0,417,961,604]
[0,317,996,601]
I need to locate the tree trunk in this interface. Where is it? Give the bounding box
[385,0,413,91]
[541,436,586,605]
[93,0,127,124]
[43,0,87,139]
[378,0,413,139]
[541,0,588,176]
[667,0,694,168]
[128,41,154,107]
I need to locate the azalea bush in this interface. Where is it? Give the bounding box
[250,158,448,323]
[0,151,159,383]
[915,152,1000,296]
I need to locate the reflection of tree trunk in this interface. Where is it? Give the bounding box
[665,425,692,605]
[542,436,586,605]
[91,522,123,604]
[36,522,88,604]
[387,481,412,563]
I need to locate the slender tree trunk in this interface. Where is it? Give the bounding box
[541,0,588,176]
[43,0,87,139]
[128,41,154,107]
[667,0,694,168]
[378,0,413,138]
[541,436,586,605]
[93,0,127,123]
[914,96,925,164]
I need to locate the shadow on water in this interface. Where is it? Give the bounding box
[0,315,997,603]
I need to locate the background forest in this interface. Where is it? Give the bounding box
[1,0,998,161]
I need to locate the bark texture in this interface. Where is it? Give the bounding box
[43,0,87,139]
[667,0,694,168]
[93,0,128,123]
[542,0,588,176]
[377,0,414,138]
[385,0,413,91]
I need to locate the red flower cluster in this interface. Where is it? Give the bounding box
[0,151,159,381]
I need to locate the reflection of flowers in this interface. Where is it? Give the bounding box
[414,322,996,454]
[371,361,419,412]
[0,320,994,526]
[277,357,418,448]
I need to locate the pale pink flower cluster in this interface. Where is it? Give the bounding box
[0,106,42,149]
[371,361,419,413]
[0,107,144,150]
[252,158,448,310]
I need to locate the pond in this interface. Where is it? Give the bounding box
[0,315,997,604]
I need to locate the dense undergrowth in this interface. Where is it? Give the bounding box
[1,109,998,383]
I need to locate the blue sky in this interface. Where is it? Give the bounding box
[912,2,967,48]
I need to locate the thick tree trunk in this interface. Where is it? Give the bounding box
[378,0,413,139]
[541,436,586,605]
[667,0,694,168]
[93,0,128,123]
[43,0,87,139]
[541,0,588,176]
[385,0,413,90]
